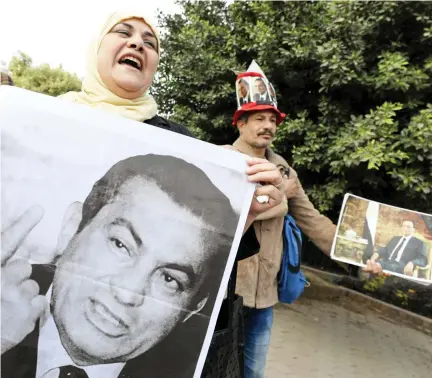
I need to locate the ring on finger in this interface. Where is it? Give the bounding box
[256,195,270,204]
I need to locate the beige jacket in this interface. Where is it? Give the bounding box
[228,138,336,309]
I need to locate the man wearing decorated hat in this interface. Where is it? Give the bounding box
[227,61,337,378]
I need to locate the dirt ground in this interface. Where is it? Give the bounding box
[265,298,432,378]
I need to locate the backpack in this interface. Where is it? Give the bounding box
[278,214,308,304]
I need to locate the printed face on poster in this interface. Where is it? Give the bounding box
[331,193,432,284]
[0,87,255,378]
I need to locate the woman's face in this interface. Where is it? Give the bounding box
[97,18,159,99]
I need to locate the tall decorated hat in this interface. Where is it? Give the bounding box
[232,60,286,125]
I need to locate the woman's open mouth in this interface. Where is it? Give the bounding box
[118,55,142,71]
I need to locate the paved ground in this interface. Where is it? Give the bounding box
[265,298,432,378]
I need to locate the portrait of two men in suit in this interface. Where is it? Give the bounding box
[332,194,431,283]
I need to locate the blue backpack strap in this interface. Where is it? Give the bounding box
[284,214,303,272]
[278,214,307,304]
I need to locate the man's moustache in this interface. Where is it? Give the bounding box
[258,131,274,137]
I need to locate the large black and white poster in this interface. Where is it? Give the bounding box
[0,87,254,378]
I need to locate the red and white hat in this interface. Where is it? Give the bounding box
[232,60,286,126]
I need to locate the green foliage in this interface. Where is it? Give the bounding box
[363,275,386,292]
[374,52,429,91]
[156,0,432,216]
[9,52,82,96]
[395,289,409,306]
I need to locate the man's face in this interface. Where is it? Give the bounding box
[254,79,266,95]
[238,111,278,149]
[52,178,213,364]
[402,221,414,237]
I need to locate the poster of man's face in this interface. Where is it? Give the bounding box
[236,77,251,107]
[269,82,277,106]
[252,77,272,104]
[0,87,254,378]
[331,194,432,284]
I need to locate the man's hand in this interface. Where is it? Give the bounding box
[282,173,299,199]
[245,158,283,221]
[363,259,383,275]
[1,206,47,355]
[403,261,414,276]
[362,259,392,277]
